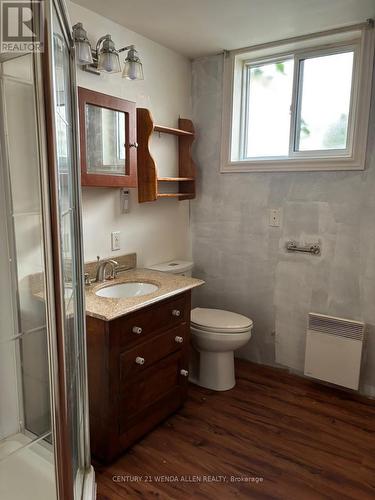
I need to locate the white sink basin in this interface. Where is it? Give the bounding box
[96,282,159,299]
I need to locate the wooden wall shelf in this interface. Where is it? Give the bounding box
[157,193,194,200]
[158,177,194,182]
[137,108,197,203]
[154,125,194,137]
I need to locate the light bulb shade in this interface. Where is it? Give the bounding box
[76,40,93,65]
[122,59,144,80]
[72,22,93,65]
[97,51,121,73]
[96,35,121,73]
[122,47,144,80]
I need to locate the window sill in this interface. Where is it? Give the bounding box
[220,157,365,173]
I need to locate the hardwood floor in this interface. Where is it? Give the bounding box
[94,360,375,500]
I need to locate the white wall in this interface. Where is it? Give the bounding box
[191,54,375,397]
[69,2,193,266]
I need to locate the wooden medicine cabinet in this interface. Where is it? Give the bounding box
[78,87,137,187]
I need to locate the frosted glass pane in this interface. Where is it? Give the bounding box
[246,59,294,158]
[13,213,45,332]
[3,78,41,214]
[22,376,51,437]
[0,340,20,439]
[2,54,33,81]
[0,434,57,500]
[21,328,51,436]
[296,51,354,151]
[0,173,14,345]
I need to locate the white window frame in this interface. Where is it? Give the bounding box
[221,25,374,173]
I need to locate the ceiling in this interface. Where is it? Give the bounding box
[73,0,375,59]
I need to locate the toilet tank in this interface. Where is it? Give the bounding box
[146,260,193,277]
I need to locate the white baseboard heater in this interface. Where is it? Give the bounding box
[304,313,365,390]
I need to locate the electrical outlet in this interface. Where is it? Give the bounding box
[269,208,282,227]
[111,231,121,251]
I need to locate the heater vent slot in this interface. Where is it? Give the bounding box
[308,313,365,341]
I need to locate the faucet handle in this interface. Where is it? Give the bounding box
[108,259,119,279]
[84,273,92,286]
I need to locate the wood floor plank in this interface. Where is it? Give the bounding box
[95,360,375,499]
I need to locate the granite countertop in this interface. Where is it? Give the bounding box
[85,268,204,321]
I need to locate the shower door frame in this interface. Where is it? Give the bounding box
[36,0,92,498]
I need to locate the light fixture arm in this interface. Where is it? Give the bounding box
[95,35,110,59]
[117,44,134,54]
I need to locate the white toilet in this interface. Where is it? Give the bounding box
[147,260,253,391]
[190,307,252,390]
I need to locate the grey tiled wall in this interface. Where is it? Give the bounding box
[191,55,375,396]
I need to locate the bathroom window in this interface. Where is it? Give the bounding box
[221,27,374,172]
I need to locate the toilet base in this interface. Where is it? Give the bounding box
[196,351,236,391]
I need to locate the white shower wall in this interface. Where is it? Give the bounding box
[0,55,50,438]
[0,166,19,439]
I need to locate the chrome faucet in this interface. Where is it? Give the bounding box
[95,258,119,283]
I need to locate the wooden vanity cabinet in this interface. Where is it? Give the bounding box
[86,291,191,463]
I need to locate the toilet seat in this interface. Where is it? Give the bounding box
[191,308,253,334]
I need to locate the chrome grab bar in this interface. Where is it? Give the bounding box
[286,240,321,256]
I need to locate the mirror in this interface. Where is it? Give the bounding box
[78,87,137,187]
[85,104,126,175]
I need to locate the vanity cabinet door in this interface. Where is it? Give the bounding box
[78,87,137,187]
[119,350,188,435]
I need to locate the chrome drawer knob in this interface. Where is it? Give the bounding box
[180,369,188,377]
[175,336,184,343]
[135,356,145,365]
[172,309,181,317]
[132,326,142,334]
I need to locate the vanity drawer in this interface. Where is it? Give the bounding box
[120,323,188,383]
[112,292,189,348]
[119,350,187,432]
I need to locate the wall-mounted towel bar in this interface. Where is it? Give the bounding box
[286,240,321,256]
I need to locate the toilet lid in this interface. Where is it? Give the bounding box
[191,308,253,333]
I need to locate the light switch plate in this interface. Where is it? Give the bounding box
[120,188,130,213]
[269,208,282,227]
[111,231,121,251]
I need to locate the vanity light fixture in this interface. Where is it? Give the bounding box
[72,23,144,80]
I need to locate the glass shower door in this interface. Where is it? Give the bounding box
[44,0,91,498]
[0,0,94,500]
[0,1,92,498]
[0,52,58,500]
